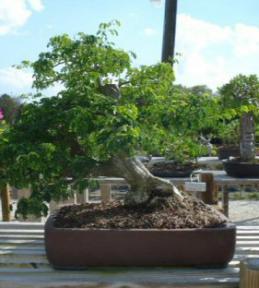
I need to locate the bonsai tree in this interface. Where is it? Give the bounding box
[140,85,216,160]
[220,74,259,162]
[168,85,220,156]
[145,85,220,177]
[215,120,239,146]
[0,22,226,226]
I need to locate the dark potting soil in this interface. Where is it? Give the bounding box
[54,196,228,229]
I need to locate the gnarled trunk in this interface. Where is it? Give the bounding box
[111,156,183,206]
[240,112,255,162]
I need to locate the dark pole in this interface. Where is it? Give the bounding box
[161,0,178,64]
[1,184,11,221]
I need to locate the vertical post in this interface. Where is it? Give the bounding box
[49,193,77,215]
[76,189,89,204]
[200,173,217,205]
[222,186,229,217]
[85,188,89,203]
[1,184,11,221]
[100,183,111,203]
[161,0,178,64]
[17,187,44,222]
[49,200,59,214]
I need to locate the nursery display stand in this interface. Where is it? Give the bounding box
[1,222,259,287]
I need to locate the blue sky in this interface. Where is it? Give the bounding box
[1,0,259,95]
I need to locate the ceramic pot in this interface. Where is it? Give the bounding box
[224,160,259,178]
[45,215,236,269]
[218,146,240,160]
[148,161,198,177]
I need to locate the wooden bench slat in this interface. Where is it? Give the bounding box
[236,226,259,230]
[0,238,44,243]
[0,268,239,276]
[0,257,48,264]
[236,241,259,246]
[0,229,44,234]
[0,224,258,288]
[0,267,53,273]
[0,234,44,240]
[0,222,44,229]
[0,249,46,256]
[236,236,259,240]
[0,263,49,269]
[236,247,259,252]
[0,273,241,287]
[0,245,45,250]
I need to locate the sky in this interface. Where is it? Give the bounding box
[1,0,259,96]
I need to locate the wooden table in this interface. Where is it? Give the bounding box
[87,171,259,218]
[1,222,259,288]
[9,169,259,219]
[200,171,259,217]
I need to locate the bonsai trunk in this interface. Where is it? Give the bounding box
[111,156,183,206]
[240,112,255,162]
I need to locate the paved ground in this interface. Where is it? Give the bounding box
[229,200,259,225]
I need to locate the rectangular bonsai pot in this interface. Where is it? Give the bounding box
[45,215,236,269]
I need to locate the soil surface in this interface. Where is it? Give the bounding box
[54,196,228,229]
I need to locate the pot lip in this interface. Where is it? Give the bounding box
[45,214,236,232]
[223,158,259,165]
[218,145,239,149]
[150,161,198,167]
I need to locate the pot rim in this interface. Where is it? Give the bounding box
[223,158,259,165]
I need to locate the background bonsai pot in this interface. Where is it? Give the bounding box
[218,145,240,160]
[45,215,236,269]
[147,160,198,178]
[224,159,259,178]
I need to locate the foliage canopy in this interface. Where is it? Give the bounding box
[0,22,219,217]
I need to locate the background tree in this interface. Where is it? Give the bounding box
[0,94,21,125]
[167,84,220,156]
[220,74,259,162]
